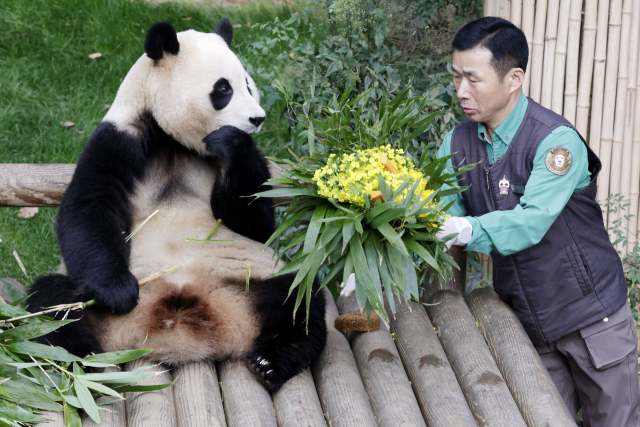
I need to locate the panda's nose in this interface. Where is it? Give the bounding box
[249,116,265,127]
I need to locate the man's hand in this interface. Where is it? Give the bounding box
[436,216,473,249]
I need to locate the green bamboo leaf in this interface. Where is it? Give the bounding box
[342,252,354,287]
[320,257,347,288]
[74,380,100,424]
[342,220,356,254]
[369,208,407,230]
[363,238,383,302]
[402,256,420,300]
[0,280,27,304]
[0,381,63,411]
[349,235,385,315]
[363,202,392,224]
[0,365,17,380]
[404,238,440,272]
[380,257,396,314]
[77,379,122,398]
[0,320,75,342]
[303,204,328,254]
[110,381,175,393]
[64,401,82,427]
[254,187,319,199]
[386,242,405,294]
[4,342,80,362]
[377,223,410,258]
[62,394,82,408]
[83,349,154,365]
[0,407,47,424]
[406,111,440,141]
[261,208,310,250]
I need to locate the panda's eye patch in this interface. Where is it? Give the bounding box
[210,78,234,110]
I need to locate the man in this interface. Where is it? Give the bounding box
[437,17,639,426]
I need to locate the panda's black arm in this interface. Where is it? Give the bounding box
[204,126,275,243]
[55,122,144,314]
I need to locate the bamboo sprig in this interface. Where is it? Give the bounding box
[0,265,182,324]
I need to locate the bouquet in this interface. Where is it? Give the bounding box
[257,81,473,323]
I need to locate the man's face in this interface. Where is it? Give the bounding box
[452,47,514,124]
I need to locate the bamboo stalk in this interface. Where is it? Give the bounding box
[551,0,572,114]
[596,0,623,208]
[540,0,561,108]
[606,0,632,236]
[511,0,522,27]
[575,0,599,135]
[562,0,584,123]
[529,0,549,102]
[619,0,640,250]
[503,0,512,21]
[630,63,640,247]
[521,0,536,96]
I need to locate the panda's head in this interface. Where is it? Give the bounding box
[108,19,265,153]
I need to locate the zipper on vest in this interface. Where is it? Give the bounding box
[486,167,547,344]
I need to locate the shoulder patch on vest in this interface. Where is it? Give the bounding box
[545,147,572,176]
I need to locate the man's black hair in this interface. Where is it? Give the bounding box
[452,17,529,80]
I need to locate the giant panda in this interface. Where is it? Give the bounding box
[26,19,327,392]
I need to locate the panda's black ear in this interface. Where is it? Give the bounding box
[144,22,180,61]
[214,18,233,48]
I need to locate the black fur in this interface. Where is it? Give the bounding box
[144,22,180,61]
[210,78,234,110]
[214,17,233,48]
[247,273,327,392]
[204,126,276,243]
[28,274,104,357]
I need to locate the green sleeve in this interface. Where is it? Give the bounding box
[436,130,467,217]
[465,126,590,255]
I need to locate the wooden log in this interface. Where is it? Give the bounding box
[562,0,584,123]
[596,0,624,204]
[510,0,522,27]
[521,0,536,96]
[82,366,127,427]
[0,163,287,207]
[0,164,74,207]
[124,359,176,427]
[311,288,376,427]
[425,290,527,427]
[529,0,549,102]
[272,368,327,427]
[337,294,427,427]
[172,361,226,427]
[385,295,476,427]
[218,358,277,427]
[575,0,598,135]
[617,0,640,252]
[36,411,65,427]
[467,287,578,427]
[540,0,560,108]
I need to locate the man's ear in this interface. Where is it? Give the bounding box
[508,68,525,93]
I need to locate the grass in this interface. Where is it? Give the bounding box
[0,0,297,283]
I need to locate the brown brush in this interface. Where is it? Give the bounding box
[334,309,381,332]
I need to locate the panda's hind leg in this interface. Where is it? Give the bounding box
[27,274,104,358]
[247,273,327,392]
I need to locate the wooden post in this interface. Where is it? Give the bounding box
[124,359,177,427]
[597,0,624,205]
[618,0,640,251]
[36,412,65,427]
[511,0,522,27]
[629,51,640,246]
[0,164,74,207]
[540,0,561,108]
[575,0,598,136]
[562,0,585,124]
[551,0,573,114]
[529,0,549,102]
[467,287,578,427]
[311,288,376,427]
[337,294,427,427]
[385,296,476,427]
[172,362,226,427]
[272,369,327,427]
[218,358,277,427]
[522,0,536,96]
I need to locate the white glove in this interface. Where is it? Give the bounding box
[436,216,473,249]
[340,273,356,298]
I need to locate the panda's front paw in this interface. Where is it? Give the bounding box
[93,271,139,314]
[203,125,252,161]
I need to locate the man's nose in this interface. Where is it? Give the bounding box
[456,80,469,99]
